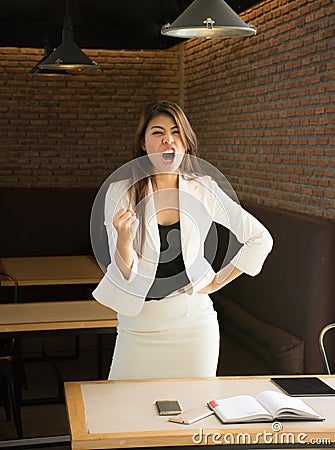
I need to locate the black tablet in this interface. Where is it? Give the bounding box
[271,377,335,396]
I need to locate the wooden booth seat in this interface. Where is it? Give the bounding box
[210,202,335,375]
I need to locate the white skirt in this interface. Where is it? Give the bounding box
[108,292,220,380]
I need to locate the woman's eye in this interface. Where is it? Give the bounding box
[152,131,162,135]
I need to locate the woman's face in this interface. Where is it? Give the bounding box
[143,113,186,173]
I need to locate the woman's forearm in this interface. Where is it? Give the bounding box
[115,240,134,280]
[198,264,243,294]
[112,207,138,280]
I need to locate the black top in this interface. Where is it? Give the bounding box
[145,221,190,301]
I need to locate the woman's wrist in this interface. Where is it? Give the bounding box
[198,265,243,294]
[115,239,134,279]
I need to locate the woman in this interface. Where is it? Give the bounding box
[93,100,273,380]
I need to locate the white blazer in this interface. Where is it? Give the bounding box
[92,175,273,316]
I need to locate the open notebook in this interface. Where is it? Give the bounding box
[208,390,324,424]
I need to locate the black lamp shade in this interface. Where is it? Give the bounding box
[29,35,71,75]
[161,0,256,39]
[38,8,99,71]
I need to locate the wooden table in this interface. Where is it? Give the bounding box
[0,255,103,286]
[0,300,117,449]
[65,375,335,450]
[0,255,108,373]
[0,300,117,382]
[0,300,117,333]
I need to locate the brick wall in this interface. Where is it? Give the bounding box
[183,0,335,219]
[0,46,181,187]
[0,0,334,220]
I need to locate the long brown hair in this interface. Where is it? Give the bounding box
[130,100,200,255]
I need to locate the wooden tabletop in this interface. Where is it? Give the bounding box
[65,375,335,450]
[0,300,117,333]
[0,255,103,286]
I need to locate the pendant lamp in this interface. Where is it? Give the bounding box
[161,0,256,39]
[29,35,71,75]
[38,1,99,71]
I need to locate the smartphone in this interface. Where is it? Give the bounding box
[168,407,214,424]
[155,400,182,416]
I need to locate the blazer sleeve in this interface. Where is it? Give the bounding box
[92,182,147,316]
[103,183,139,283]
[204,177,273,276]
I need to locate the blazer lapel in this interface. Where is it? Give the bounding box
[144,179,160,254]
[179,176,202,262]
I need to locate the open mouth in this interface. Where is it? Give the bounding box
[162,149,175,162]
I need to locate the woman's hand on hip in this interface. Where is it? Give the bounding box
[198,264,243,294]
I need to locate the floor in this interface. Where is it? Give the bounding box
[0,334,114,449]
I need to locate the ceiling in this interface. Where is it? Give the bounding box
[0,0,261,51]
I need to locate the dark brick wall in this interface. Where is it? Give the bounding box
[0,0,334,219]
[0,47,181,187]
[183,0,335,219]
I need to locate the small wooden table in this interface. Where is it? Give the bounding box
[0,255,103,286]
[65,375,335,450]
[0,300,117,449]
[0,300,117,333]
[0,300,117,380]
